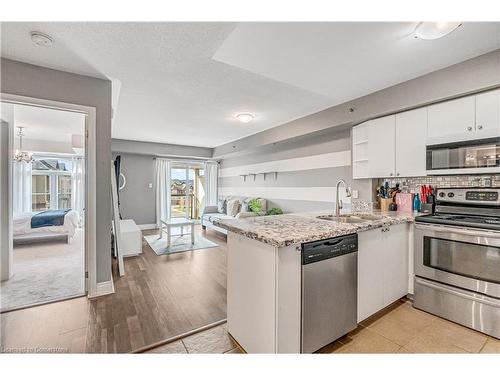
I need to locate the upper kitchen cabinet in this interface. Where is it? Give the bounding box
[476,89,500,139]
[427,89,500,144]
[395,108,427,177]
[352,115,395,179]
[427,96,475,144]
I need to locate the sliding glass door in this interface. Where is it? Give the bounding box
[170,163,205,220]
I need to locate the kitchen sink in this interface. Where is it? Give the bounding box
[316,214,385,223]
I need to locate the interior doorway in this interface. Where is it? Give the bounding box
[0,101,88,312]
[170,162,206,221]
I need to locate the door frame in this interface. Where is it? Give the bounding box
[0,93,98,298]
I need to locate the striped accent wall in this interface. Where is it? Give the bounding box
[218,129,366,213]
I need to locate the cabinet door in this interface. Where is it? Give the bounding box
[357,228,385,323]
[395,108,427,177]
[427,96,475,143]
[383,224,409,306]
[475,89,500,139]
[367,115,396,178]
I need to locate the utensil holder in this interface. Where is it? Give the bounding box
[379,198,393,212]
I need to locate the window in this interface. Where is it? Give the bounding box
[31,157,73,211]
[32,175,51,212]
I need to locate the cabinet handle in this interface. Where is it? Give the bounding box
[477,125,483,130]
[467,126,473,131]
[389,173,394,176]
[396,172,400,176]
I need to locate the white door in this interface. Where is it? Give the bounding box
[475,89,500,139]
[382,224,409,305]
[395,108,427,177]
[367,115,396,178]
[427,96,475,143]
[357,228,385,322]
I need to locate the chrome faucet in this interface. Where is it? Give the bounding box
[335,179,352,217]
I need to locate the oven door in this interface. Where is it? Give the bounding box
[414,224,500,299]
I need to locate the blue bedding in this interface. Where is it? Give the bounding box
[31,209,71,229]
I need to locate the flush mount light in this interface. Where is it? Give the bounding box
[414,22,462,40]
[30,31,54,47]
[235,113,254,123]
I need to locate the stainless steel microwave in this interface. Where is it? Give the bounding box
[426,137,500,175]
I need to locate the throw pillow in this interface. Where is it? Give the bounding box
[226,199,241,217]
[217,198,227,214]
[240,197,251,213]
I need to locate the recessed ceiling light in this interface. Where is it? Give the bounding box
[235,113,254,123]
[30,31,54,47]
[414,22,461,40]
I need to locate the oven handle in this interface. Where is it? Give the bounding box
[415,278,500,308]
[414,223,500,239]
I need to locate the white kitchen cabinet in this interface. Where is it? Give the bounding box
[382,224,409,305]
[395,108,427,177]
[367,116,396,178]
[427,96,475,143]
[357,224,409,323]
[475,89,500,139]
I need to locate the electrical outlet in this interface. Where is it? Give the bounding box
[148,183,153,189]
[352,189,359,199]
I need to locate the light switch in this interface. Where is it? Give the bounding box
[352,190,359,199]
[148,183,153,189]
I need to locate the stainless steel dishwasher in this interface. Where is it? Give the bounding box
[301,233,358,353]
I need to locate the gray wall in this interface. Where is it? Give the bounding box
[112,138,212,159]
[112,152,156,225]
[218,127,368,213]
[214,49,500,158]
[1,58,113,283]
[112,140,213,225]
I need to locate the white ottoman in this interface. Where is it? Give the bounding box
[119,219,142,257]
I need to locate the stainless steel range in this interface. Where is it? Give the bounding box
[414,187,500,339]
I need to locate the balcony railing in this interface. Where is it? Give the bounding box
[171,193,201,219]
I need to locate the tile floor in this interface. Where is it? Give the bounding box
[145,299,500,354]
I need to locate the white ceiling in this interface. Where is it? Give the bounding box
[13,104,85,143]
[2,22,500,148]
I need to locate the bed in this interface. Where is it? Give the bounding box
[13,210,80,245]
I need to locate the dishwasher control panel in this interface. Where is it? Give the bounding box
[301,233,358,265]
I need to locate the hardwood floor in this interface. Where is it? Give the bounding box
[0,225,228,353]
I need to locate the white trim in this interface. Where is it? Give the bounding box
[427,167,500,175]
[91,279,115,298]
[219,150,351,178]
[137,223,158,230]
[0,93,99,299]
[219,186,352,203]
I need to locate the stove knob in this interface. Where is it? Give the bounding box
[448,192,455,198]
[439,192,445,198]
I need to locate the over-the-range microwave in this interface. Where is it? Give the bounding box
[426,137,500,175]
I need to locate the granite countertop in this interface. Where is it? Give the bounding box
[215,210,419,248]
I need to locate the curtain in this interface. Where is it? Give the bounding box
[13,161,32,215]
[71,156,85,226]
[155,158,171,228]
[205,161,218,207]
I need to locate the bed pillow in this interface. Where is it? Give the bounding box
[217,198,227,214]
[226,199,241,217]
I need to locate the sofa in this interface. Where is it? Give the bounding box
[201,196,267,234]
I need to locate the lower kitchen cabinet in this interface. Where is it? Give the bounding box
[357,223,409,323]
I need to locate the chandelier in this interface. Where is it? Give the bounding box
[14,126,33,163]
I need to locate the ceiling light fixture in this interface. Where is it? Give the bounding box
[30,31,54,47]
[235,113,254,123]
[414,22,462,40]
[14,127,33,163]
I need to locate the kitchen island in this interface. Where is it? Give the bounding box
[216,211,416,353]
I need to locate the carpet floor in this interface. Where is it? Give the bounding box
[1,228,85,312]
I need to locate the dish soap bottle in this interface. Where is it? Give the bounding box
[413,193,421,212]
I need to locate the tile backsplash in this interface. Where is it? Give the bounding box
[375,174,499,194]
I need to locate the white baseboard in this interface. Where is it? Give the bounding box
[138,223,157,230]
[91,279,115,298]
